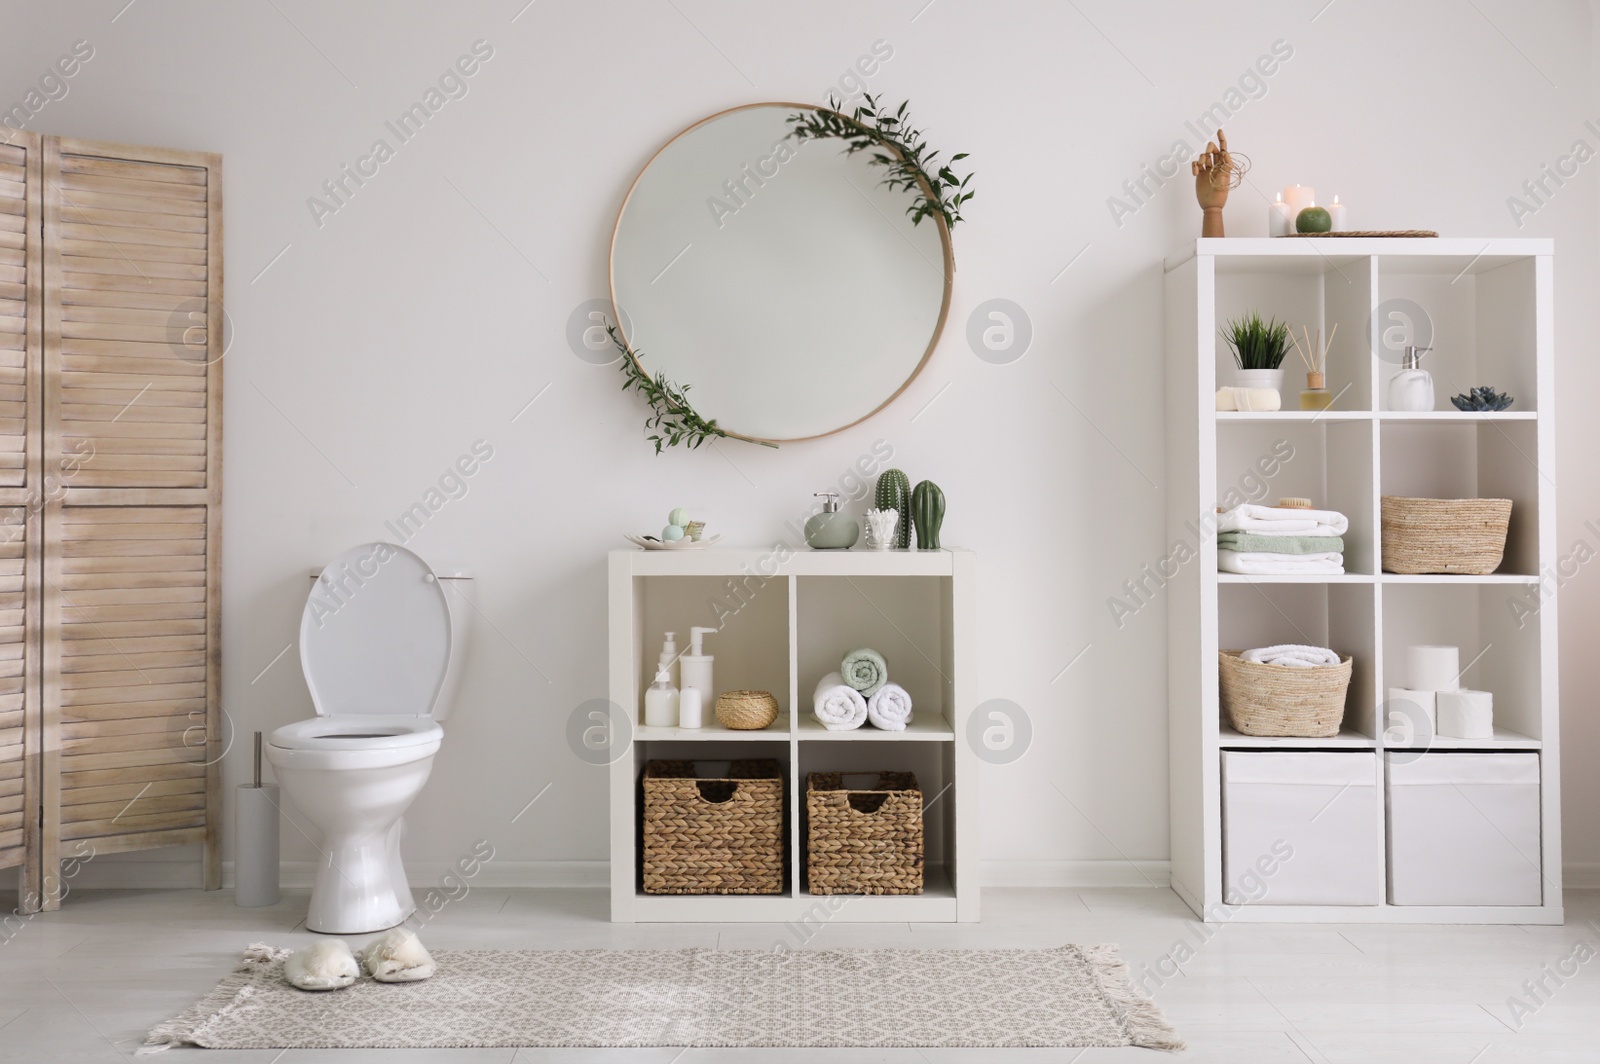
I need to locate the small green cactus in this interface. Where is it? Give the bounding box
[910,479,945,550]
[875,468,912,549]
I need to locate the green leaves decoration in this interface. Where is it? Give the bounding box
[788,94,975,233]
[608,323,778,454]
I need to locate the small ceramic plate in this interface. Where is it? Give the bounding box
[625,533,723,551]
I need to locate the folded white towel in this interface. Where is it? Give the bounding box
[813,672,867,731]
[866,683,913,731]
[1241,644,1342,668]
[1218,549,1344,575]
[1217,503,1349,538]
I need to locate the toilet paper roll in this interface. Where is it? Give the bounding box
[1387,688,1437,730]
[234,784,281,908]
[1436,689,1494,740]
[1407,645,1461,692]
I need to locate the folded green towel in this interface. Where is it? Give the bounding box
[1217,532,1345,555]
[840,647,888,697]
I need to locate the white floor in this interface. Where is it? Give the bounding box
[1,885,1597,1063]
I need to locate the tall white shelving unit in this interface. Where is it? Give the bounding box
[1164,238,1560,923]
[607,548,978,922]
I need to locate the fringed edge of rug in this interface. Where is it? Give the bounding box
[138,943,289,1055]
[1077,944,1187,1052]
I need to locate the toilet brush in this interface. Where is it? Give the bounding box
[234,731,281,907]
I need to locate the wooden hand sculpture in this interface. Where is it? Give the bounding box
[1191,129,1247,238]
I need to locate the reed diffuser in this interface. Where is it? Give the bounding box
[1293,324,1337,410]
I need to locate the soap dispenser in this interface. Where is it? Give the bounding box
[804,492,860,550]
[680,626,716,703]
[656,631,678,684]
[1387,345,1435,412]
[643,665,679,728]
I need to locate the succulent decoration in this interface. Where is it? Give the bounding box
[1450,386,1515,412]
[787,94,975,234]
[910,479,946,550]
[1221,313,1292,370]
[875,469,912,549]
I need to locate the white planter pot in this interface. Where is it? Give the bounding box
[1232,368,1285,391]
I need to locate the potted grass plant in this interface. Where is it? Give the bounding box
[1221,312,1292,393]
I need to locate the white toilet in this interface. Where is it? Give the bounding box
[266,542,472,934]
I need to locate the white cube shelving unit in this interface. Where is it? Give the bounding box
[1164,237,1561,923]
[607,548,978,922]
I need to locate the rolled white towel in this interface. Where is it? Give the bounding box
[1217,503,1349,538]
[813,672,867,731]
[1241,644,1342,668]
[866,683,913,731]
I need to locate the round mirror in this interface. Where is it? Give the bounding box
[610,103,953,443]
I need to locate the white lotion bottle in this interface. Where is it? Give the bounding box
[680,626,715,702]
[1387,345,1435,412]
[644,666,679,728]
[679,686,703,729]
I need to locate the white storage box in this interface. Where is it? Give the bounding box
[1386,752,1542,906]
[1222,751,1381,906]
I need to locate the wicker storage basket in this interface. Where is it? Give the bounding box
[1381,496,1512,575]
[714,690,779,730]
[1219,651,1353,738]
[642,760,784,895]
[806,771,924,895]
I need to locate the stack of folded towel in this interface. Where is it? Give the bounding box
[1217,503,1348,575]
[814,647,914,731]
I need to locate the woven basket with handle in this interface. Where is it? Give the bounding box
[1219,651,1352,738]
[642,760,784,894]
[806,771,924,895]
[1381,496,1512,575]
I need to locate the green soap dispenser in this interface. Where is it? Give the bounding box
[804,491,859,550]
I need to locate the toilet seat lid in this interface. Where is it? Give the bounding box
[301,543,451,717]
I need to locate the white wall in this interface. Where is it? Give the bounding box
[4,0,1596,886]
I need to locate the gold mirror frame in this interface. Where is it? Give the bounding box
[608,102,954,446]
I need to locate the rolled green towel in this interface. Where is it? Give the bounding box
[840,647,888,697]
[1216,532,1344,555]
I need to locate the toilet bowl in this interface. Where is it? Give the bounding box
[265,543,472,934]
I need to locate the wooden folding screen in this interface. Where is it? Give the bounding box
[16,136,221,911]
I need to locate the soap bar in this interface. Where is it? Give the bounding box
[1215,387,1280,412]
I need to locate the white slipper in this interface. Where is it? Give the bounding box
[359,927,436,983]
[283,939,359,991]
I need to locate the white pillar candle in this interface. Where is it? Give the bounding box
[1268,192,1293,237]
[1407,645,1461,692]
[1326,195,1347,232]
[1282,184,1316,216]
[1436,689,1494,739]
[679,686,703,729]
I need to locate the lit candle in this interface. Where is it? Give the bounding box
[1326,195,1347,233]
[1268,192,1293,237]
[1282,184,1316,216]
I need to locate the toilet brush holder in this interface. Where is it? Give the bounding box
[235,732,280,908]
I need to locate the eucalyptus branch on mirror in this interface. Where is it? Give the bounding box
[608,323,779,453]
[787,94,975,233]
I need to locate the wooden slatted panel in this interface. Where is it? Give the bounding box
[0,536,27,863]
[56,506,207,841]
[0,132,40,891]
[0,140,32,489]
[53,150,214,490]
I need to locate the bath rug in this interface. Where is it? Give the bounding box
[141,943,1183,1052]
